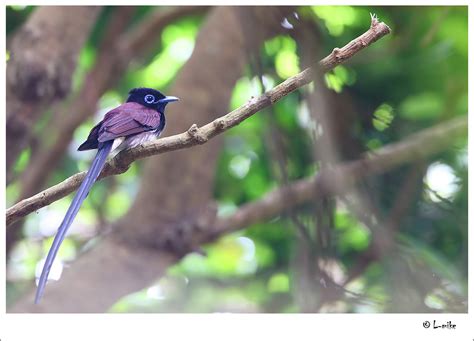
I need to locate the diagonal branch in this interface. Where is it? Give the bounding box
[6,14,391,226]
[211,116,467,237]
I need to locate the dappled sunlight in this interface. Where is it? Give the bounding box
[229,154,252,179]
[425,162,460,202]
[35,257,63,283]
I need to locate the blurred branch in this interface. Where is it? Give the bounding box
[420,7,450,47]
[343,162,427,285]
[6,6,101,183]
[120,6,210,58]
[211,116,466,236]
[247,33,313,242]
[6,14,391,226]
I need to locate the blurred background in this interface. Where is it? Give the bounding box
[6,6,467,313]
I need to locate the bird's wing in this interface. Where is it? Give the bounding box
[77,123,101,151]
[97,103,162,143]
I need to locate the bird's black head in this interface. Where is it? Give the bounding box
[127,87,179,113]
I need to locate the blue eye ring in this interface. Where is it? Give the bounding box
[144,94,155,104]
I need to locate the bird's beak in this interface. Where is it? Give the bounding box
[158,96,179,104]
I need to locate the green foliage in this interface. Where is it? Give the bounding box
[127,17,200,90]
[311,6,367,36]
[72,46,97,91]
[372,103,394,131]
[325,65,357,93]
[268,272,290,293]
[399,92,443,120]
[6,5,34,34]
[335,209,371,252]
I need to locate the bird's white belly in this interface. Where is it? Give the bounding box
[124,131,160,149]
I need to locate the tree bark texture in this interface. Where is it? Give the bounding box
[6,6,101,182]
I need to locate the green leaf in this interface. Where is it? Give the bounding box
[268,272,290,293]
[372,103,395,131]
[275,50,300,79]
[399,92,443,120]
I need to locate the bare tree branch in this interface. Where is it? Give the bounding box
[6,15,391,226]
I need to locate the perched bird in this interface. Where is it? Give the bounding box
[35,87,178,304]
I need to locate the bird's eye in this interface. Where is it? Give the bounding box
[144,94,155,104]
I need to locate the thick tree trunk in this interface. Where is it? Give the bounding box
[6,6,101,182]
[9,6,293,313]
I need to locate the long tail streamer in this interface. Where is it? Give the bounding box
[35,141,113,304]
